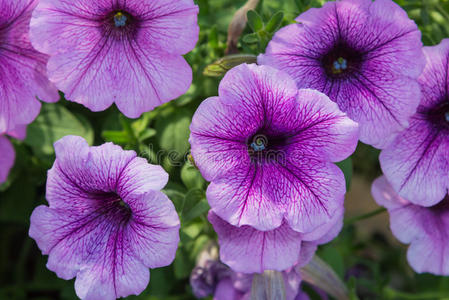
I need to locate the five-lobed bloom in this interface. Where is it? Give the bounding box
[30,0,199,118]
[190,63,359,272]
[259,0,424,148]
[29,136,180,300]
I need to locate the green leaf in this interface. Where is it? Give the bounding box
[348,277,360,300]
[242,32,260,44]
[247,10,264,32]
[265,11,284,33]
[138,128,157,142]
[182,189,209,224]
[208,25,219,49]
[181,163,206,190]
[294,0,311,10]
[102,130,130,145]
[173,247,194,279]
[0,176,36,223]
[319,247,345,279]
[163,182,187,213]
[155,107,193,157]
[25,103,94,155]
[336,157,353,190]
[183,199,210,224]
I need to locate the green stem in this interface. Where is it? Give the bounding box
[14,238,33,284]
[384,287,449,300]
[344,207,386,226]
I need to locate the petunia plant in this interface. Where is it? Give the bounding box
[2,0,449,299]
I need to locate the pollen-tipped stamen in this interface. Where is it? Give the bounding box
[114,12,127,27]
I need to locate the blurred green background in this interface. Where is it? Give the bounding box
[2,0,449,299]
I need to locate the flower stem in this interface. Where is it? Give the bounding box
[344,207,387,226]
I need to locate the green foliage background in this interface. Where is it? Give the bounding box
[1,0,449,299]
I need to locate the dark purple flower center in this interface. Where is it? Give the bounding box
[247,133,287,164]
[91,191,132,222]
[105,10,137,36]
[421,101,449,130]
[321,43,363,78]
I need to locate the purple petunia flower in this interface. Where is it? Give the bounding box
[29,136,180,300]
[30,0,199,117]
[380,39,449,206]
[189,63,358,234]
[0,125,27,183]
[372,176,449,275]
[258,0,424,148]
[0,0,59,134]
[207,208,343,273]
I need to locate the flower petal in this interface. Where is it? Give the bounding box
[259,0,423,149]
[190,96,254,181]
[47,136,136,209]
[372,176,449,275]
[0,0,58,133]
[207,163,284,231]
[418,39,449,109]
[113,48,192,118]
[285,89,359,162]
[380,118,449,206]
[208,158,345,233]
[208,212,302,273]
[126,191,180,269]
[117,158,168,197]
[130,0,199,54]
[214,278,245,300]
[218,64,300,136]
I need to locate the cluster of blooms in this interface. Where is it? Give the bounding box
[373,39,449,276]
[0,0,445,298]
[0,0,199,184]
